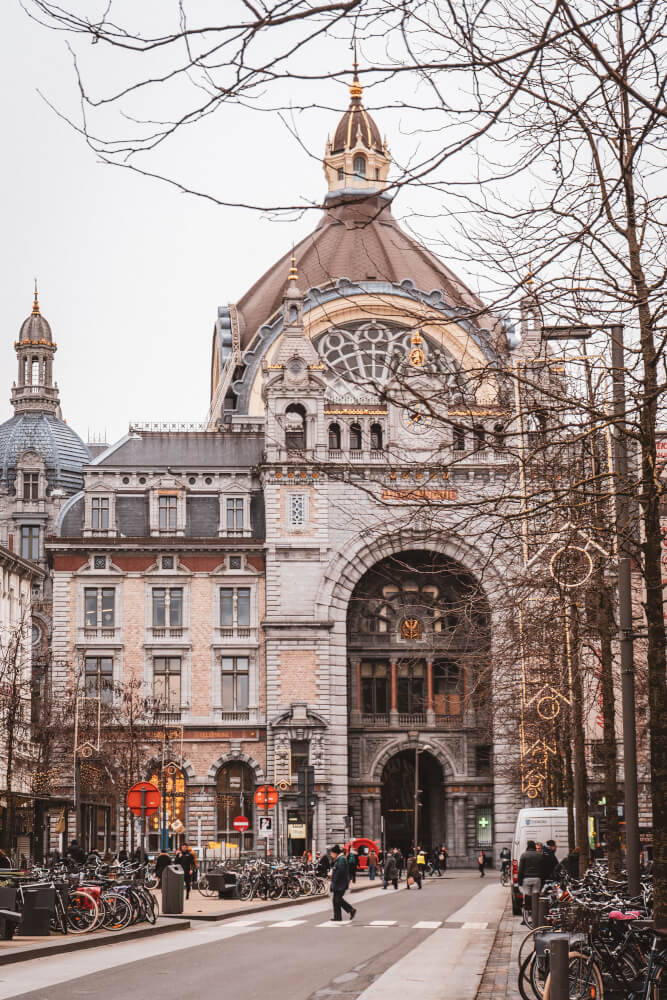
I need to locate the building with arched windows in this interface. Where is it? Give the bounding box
[24,67,572,863]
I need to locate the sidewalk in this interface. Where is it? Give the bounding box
[476,894,524,1000]
[161,874,379,920]
[0,916,190,966]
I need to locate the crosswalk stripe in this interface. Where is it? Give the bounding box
[268,920,307,927]
[462,921,488,929]
[413,921,442,929]
[224,920,266,927]
[317,920,351,926]
[369,920,397,926]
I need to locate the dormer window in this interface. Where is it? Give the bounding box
[91,497,110,531]
[23,473,39,501]
[353,155,366,178]
[159,495,178,532]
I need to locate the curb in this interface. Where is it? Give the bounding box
[0,917,190,966]
[163,877,383,922]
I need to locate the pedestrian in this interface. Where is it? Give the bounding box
[562,845,581,879]
[175,842,196,899]
[330,844,356,921]
[477,848,486,877]
[541,840,559,882]
[406,852,422,889]
[118,848,128,863]
[382,851,398,890]
[416,846,427,880]
[316,851,331,878]
[394,848,404,879]
[347,845,358,884]
[155,847,171,888]
[518,839,547,891]
[439,845,449,873]
[367,847,378,881]
[66,839,85,864]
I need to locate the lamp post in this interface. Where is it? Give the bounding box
[542,322,640,895]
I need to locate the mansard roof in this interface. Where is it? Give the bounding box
[94,431,264,468]
[0,412,91,492]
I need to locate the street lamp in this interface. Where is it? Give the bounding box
[542,322,640,895]
[408,732,431,852]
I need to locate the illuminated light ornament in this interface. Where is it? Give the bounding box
[400,617,422,640]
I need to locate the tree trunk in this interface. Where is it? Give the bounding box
[596,578,622,875]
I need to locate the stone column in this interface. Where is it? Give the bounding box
[361,795,373,838]
[371,795,382,845]
[351,660,362,724]
[390,660,398,726]
[426,659,435,725]
[453,794,467,861]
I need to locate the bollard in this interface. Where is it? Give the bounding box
[549,935,569,1000]
[538,895,548,928]
[531,889,540,925]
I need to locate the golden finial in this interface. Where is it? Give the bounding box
[526,263,534,287]
[350,39,363,100]
[410,330,423,346]
[32,279,40,315]
[288,253,298,282]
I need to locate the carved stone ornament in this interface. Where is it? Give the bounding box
[401,617,422,640]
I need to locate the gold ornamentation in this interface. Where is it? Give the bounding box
[401,617,422,640]
[409,346,425,367]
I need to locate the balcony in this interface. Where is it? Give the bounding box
[220,710,251,723]
[352,712,467,730]
[216,625,258,644]
[150,627,185,640]
[80,627,119,642]
[350,450,363,461]
[451,448,512,465]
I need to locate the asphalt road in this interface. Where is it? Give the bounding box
[6,872,490,1000]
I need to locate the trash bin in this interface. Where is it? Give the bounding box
[162,864,184,914]
[0,888,20,940]
[18,885,55,937]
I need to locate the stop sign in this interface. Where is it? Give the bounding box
[254,785,279,809]
[126,781,161,817]
[233,815,249,832]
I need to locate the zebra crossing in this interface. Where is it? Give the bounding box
[224,917,488,930]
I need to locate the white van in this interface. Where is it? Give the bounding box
[510,807,570,914]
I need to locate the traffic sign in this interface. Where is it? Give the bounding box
[258,816,273,836]
[126,781,161,817]
[254,785,279,809]
[233,815,250,832]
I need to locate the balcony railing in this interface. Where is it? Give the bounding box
[350,450,363,461]
[220,710,251,723]
[328,449,343,460]
[217,625,257,642]
[353,712,466,729]
[361,713,389,727]
[150,627,185,640]
[82,627,118,640]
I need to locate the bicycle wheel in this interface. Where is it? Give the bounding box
[519,953,538,1000]
[100,892,133,930]
[198,875,218,898]
[529,952,551,999]
[66,890,99,934]
[238,877,253,901]
[543,952,604,1000]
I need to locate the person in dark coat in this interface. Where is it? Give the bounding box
[118,848,128,863]
[316,851,331,878]
[382,852,398,890]
[347,846,358,884]
[541,840,560,882]
[478,849,486,877]
[175,843,196,899]
[394,848,404,878]
[518,840,546,888]
[67,839,85,864]
[155,848,171,888]
[406,853,422,889]
[330,845,356,921]
[562,846,581,879]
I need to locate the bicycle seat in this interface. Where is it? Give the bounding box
[609,910,640,920]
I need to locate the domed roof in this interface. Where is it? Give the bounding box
[331,81,383,154]
[231,195,495,348]
[0,413,91,494]
[19,289,54,345]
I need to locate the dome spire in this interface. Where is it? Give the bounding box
[32,279,40,316]
[350,40,362,101]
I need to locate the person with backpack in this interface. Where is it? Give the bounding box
[416,846,427,880]
[330,845,356,921]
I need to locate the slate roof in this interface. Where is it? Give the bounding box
[332,96,383,153]
[232,195,496,348]
[0,413,91,494]
[96,432,264,468]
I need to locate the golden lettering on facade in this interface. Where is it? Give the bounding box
[381,488,458,501]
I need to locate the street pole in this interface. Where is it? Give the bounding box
[413,736,420,852]
[610,323,641,895]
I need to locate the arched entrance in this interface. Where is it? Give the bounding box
[381,749,444,856]
[216,761,255,853]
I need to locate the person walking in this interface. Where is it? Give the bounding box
[406,852,422,889]
[439,845,449,873]
[367,847,378,881]
[330,845,356,921]
[347,845,358,884]
[175,843,196,899]
[316,851,331,878]
[382,851,398,890]
[541,840,559,882]
[394,847,404,879]
[416,846,427,880]
[155,847,171,888]
[478,848,486,877]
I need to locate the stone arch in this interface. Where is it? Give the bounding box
[369,736,456,785]
[207,751,265,784]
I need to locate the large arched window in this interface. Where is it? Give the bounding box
[285,403,307,450]
[433,661,463,718]
[370,423,383,450]
[328,423,341,450]
[217,762,255,850]
[350,423,362,450]
[353,155,366,178]
[148,765,186,850]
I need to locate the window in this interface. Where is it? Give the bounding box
[476,805,493,847]
[289,494,306,527]
[229,555,242,570]
[220,587,251,628]
[397,661,425,714]
[226,497,245,535]
[217,763,254,845]
[433,661,462,716]
[360,662,389,715]
[20,525,39,560]
[370,423,383,450]
[84,656,114,705]
[475,746,492,775]
[473,425,486,451]
[84,587,115,628]
[91,497,110,531]
[152,587,183,627]
[453,425,466,451]
[153,656,181,711]
[23,473,39,501]
[328,423,341,450]
[353,155,366,178]
[337,167,344,181]
[493,423,506,451]
[350,423,362,450]
[285,404,307,450]
[158,495,178,532]
[221,656,249,710]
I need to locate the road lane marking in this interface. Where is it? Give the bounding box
[268,920,307,927]
[369,920,397,926]
[413,921,442,929]
[317,920,352,926]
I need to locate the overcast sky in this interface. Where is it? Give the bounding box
[1,3,484,446]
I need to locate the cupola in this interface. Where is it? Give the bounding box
[11,285,60,416]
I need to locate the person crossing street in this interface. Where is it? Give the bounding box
[330,845,356,921]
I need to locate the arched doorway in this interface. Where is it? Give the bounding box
[381,749,444,857]
[148,764,186,851]
[216,762,255,853]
